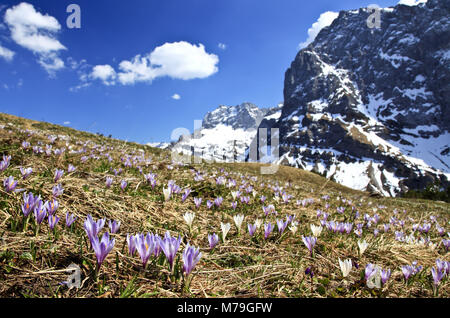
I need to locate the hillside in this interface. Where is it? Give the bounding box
[0,112,448,298]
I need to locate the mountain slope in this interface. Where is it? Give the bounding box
[1,111,449,298]
[254,0,449,196]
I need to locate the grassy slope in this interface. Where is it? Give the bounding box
[0,112,448,298]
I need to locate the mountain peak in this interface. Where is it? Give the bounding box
[255,0,449,196]
[202,102,269,130]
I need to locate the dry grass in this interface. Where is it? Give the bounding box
[0,112,448,298]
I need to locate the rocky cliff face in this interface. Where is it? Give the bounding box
[171,102,279,162]
[252,0,449,196]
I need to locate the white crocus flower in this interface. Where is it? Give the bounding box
[310,224,323,237]
[252,190,257,198]
[289,222,298,235]
[183,212,195,228]
[163,187,172,201]
[254,219,263,229]
[233,214,245,233]
[221,222,231,242]
[339,258,352,278]
[231,191,238,200]
[358,239,369,255]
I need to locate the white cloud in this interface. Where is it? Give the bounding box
[299,11,339,49]
[150,42,218,80]
[37,52,64,76]
[4,2,66,74]
[90,64,116,85]
[67,57,87,70]
[171,93,181,100]
[117,54,155,85]
[63,121,71,125]
[0,44,15,61]
[218,43,227,50]
[398,0,427,5]
[111,41,218,85]
[69,82,91,92]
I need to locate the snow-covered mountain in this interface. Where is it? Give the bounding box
[252,0,449,196]
[147,142,170,149]
[170,102,281,162]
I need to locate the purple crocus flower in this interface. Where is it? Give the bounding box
[343,222,353,234]
[214,197,223,207]
[248,223,257,237]
[20,167,33,180]
[305,267,314,278]
[240,196,250,205]
[402,265,414,282]
[68,164,76,173]
[206,200,213,209]
[48,214,60,230]
[108,220,120,234]
[22,141,30,149]
[436,259,449,275]
[135,233,156,268]
[159,231,182,270]
[276,219,288,235]
[105,177,113,188]
[45,200,59,215]
[21,192,38,217]
[411,261,423,274]
[91,232,115,268]
[54,169,64,183]
[127,234,137,256]
[182,189,191,202]
[208,233,219,249]
[120,180,128,191]
[0,155,11,172]
[52,184,64,197]
[153,234,162,257]
[302,236,317,255]
[182,243,202,276]
[381,269,391,285]
[65,211,77,227]
[194,197,202,208]
[431,267,445,286]
[231,201,237,210]
[436,226,445,236]
[3,176,18,193]
[33,201,47,225]
[84,215,105,242]
[443,239,450,251]
[144,173,156,185]
[264,223,274,239]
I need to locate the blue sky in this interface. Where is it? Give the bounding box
[0,0,402,144]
